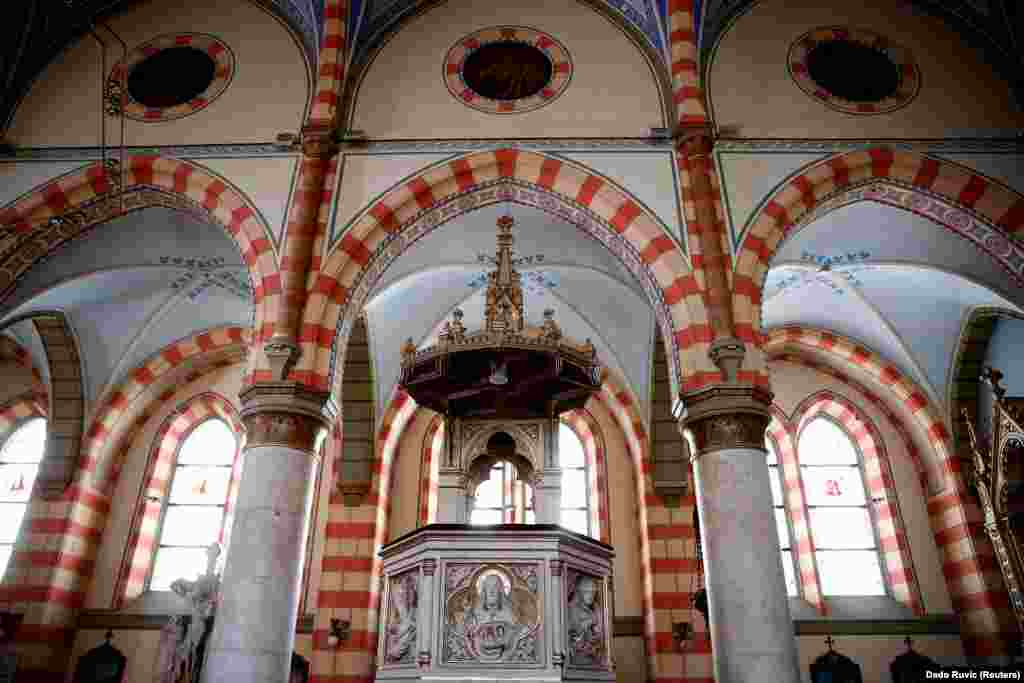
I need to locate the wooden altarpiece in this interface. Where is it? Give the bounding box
[964,368,1024,648]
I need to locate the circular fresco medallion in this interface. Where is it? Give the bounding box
[788,27,920,115]
[111,34,235,122]
[444,27,572,115]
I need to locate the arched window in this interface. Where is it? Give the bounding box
[470,461,535,525]
[766,437,798,596]
[559,423,591,536]
[798,417,885,596]
[0,418,46,576]
[149,418,237,590]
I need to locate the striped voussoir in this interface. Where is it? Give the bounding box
[736,150,1024,381]
[667,0,707,127]
[764,326,1016,657]
[562,409,611,545]
[592,375,713,682]
[309,0,348,125]
[418,412,444,526]
[302,149,713,401]
[312,389,417,680]
[0,335,45,390]
[114,392,242,607]
[767,412,825,612]
[0,329,248,674]
[791,392,924,614]
[0,158,279,339]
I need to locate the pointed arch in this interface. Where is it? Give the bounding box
[300,149,713,405]
[735,151,1024,380]
[0,158,279,341]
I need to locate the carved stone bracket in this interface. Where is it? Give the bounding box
[300,123,339,159]
[239,382,336,453]
[263,336,300,382]
[678,385,773,457]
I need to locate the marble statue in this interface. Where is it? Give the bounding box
[566,574,604,666]
[160,543,221,683]
[385,572,418,664]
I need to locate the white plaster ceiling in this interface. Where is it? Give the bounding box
[365,202,654,422]
[764,200,1024,410]
[0,207,252,416]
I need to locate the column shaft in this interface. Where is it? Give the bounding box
[683,388,801,683]
[203,389,331,683]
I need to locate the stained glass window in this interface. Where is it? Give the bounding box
[560,423,591,537]
[150,418,237,591]
[798,417,885,596]
[0,418,46,578]
[766,437,798,596]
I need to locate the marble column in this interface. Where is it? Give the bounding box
[680,385,801,683]
[202,384,333,683]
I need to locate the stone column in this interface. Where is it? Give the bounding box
[535,416,562,525]
[417,559,436,669]
[202,384,334,683]
[549,559,565,667]
[680,385,801,683]
[436,470,470,523]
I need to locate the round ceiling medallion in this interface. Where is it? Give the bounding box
[788,28,919,115]
[112,34,235,122]
[444,27,572,115]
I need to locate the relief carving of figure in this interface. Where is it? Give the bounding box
[384,572,418,664]
[566,574,605,666]
[160,544,221,683]
[444,567,540,664]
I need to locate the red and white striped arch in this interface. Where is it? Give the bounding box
[765,326,1018,657]
[791,391,924,614]
[736,150,1024,383]
[0,159,277,353]
[114,392,242,607]
[300,149,713,403]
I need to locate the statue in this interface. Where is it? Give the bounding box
[385,572,418,664]
[566,574,605,665]
[164,543,221,683]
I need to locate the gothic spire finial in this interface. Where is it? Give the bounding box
[484,213,524,334]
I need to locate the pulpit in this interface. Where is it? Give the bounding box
[377,524,614,683]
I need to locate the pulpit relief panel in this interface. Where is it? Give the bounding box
[565,569,607,668]
[442,563,542,665]
[384,570,419,665]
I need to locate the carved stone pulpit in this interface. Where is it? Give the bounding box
[377,525,615,683]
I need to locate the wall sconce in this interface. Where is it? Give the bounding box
[672,621,692,650]
[327,619,350,649]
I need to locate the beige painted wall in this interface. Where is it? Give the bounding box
[85,362,244,609]
[66,629,313,681]
[8,0,309,148]
[709,0,1023,139]
[770,360,954,614]
[796,634,965,681]
[613,635,646,683]
[351,0,665,139]
[387,409,433,541]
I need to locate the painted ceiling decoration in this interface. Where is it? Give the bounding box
[699,0,1022,106]
[0,0,320,131]
[443,27,573,115]
[112,33,236,123]
[351,0,665,67]
[787,27,921,116]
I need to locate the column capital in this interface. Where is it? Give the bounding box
[239,382,336,451]
[678,385,773,457]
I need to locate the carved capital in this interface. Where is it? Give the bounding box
[239,382,335,452]
[678,385,773,457]
[550,560,564,576]
[421,559,437,576]
[708,337,746,383]
[263,336,300,381]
